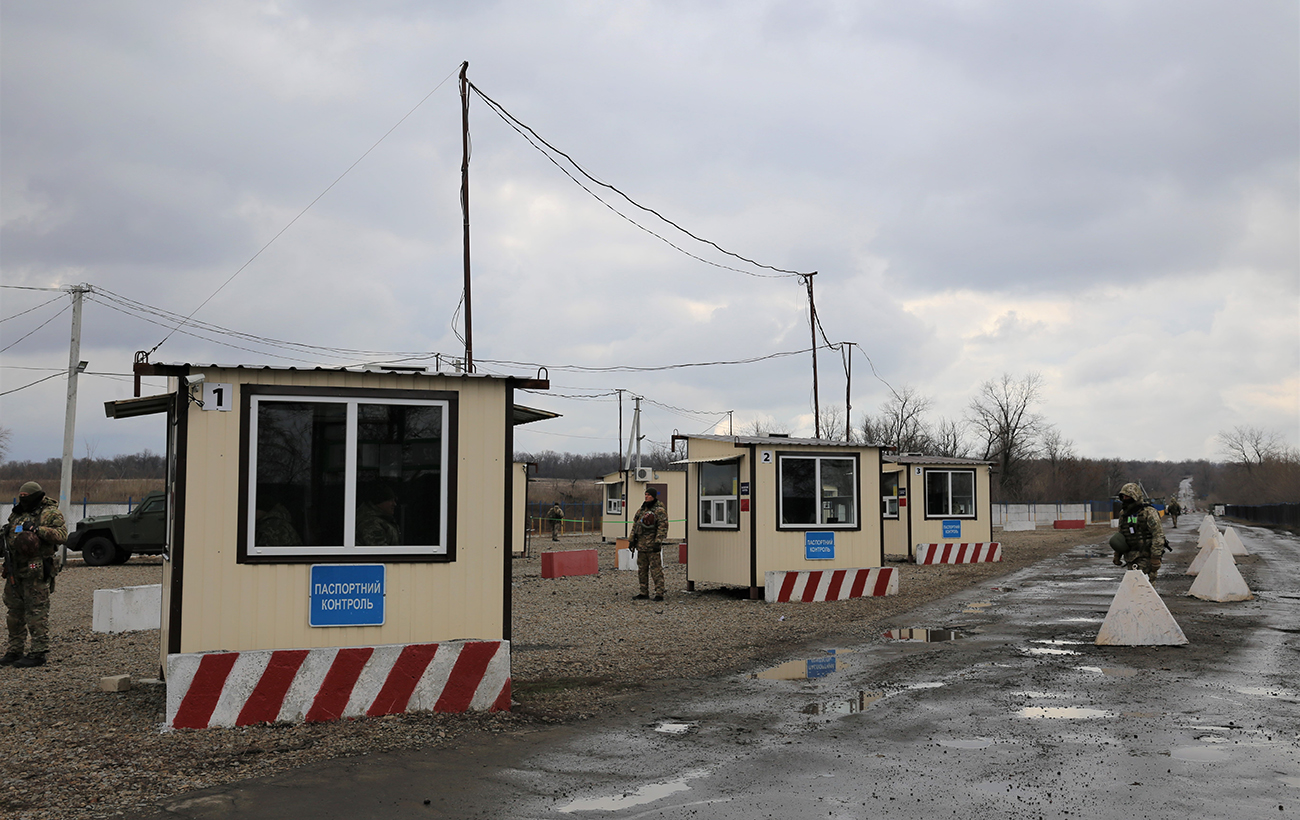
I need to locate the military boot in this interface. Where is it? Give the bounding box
[14,653,46,668]
[0,651,22,667]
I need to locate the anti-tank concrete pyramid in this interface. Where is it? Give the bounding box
[1187,544,1252,602]
[1223,527,1250,556]
[1095,570,1188,646]
[1199,515,1217,538]
[1185,530,1224,576]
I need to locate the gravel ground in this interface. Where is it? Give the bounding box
[1,527,1102,819]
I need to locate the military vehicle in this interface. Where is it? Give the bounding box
[65,490,167,566]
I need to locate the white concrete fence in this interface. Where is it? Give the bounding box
[993,503,1096,530]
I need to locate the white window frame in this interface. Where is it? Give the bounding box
[246,394,451,558]
[605,481,624,517]
[777,454,859,530]
[924,469,976,519]
[881,472,900,520]
[698,460,740,530]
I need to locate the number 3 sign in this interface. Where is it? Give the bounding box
[202,382,233,411]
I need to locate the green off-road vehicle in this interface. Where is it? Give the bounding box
[65,491,167,566]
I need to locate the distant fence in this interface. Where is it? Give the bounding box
[525,501,601,535]
[1223,503,1300,529]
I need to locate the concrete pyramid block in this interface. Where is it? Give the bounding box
[1187,545,1252,602]
[1223,527,1249,556]
[1199,515,1217,537]
[1185,530,1224,576]
[1096,571,1188,645]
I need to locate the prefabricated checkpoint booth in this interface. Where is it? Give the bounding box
[881,454,998,563]
[108,361,553,729]
[675,433,898,602]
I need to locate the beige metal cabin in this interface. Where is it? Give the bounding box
[881,454,994,560]
[677,434,884,599]
[109,363,551,675]
[597,468,686,542]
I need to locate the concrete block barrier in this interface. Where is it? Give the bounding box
[92,584,162,633]
[914,543,1002,565]
[166,639,511,729]
[1053,520,1086,529]
[764,567,898,603]
[616,547,663,571]
[1002,521,1036,531]
[541,549,599,578]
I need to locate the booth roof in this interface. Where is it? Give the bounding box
[884,453,994,466]
[684,433,885,448]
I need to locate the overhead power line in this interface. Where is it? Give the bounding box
[468,82,811,281]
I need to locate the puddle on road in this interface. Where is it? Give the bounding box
[885,628,963,642]
[1280,776,1300,788]
[1018,706,1109,719]
[938,737,995,749]
[1236,686,1299,699]
[802,690,885,715]
[1021,647,1081,656]
[557,768,711,813]
[1170,746,1230,762]
[654,722,695,735]
[1076,665,1137,677]
[755,650,852,680]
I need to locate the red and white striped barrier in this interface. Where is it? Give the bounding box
[764,567,898,603]
[166,639,510,730]
[914,543,1002,565]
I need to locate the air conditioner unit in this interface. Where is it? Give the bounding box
[635,467,655,482]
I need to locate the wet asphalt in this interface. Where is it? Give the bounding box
[141,514,1298,819]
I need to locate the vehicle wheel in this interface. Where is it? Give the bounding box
[82,537,118,567]
[110,549,131,565]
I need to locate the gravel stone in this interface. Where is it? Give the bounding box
[0,529,1094,818]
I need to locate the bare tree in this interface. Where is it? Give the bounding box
[930,417,971,459]
[1218,425,1285,471]
[817,405,850,442]
[1040,425,1076,467]
[0,426,10,462]
[966,372,1046,500]
[743,416,790,437]
[859,385,935,453]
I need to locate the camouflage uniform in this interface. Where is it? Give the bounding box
[1166,499,1180,528]
[356,501,401,546]
[1109,482,1167,581]
[4,490,67,663]
[630,496,668,599]
[255,503,302,547]
[547,504,564,541]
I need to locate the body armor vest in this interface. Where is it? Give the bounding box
[1120,504,1154,552]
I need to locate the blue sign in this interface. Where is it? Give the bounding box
[805,531,835,560]
[805,656,838,678]
[310,564,385,627]
[942,519,962,539]
[739,482,750,496]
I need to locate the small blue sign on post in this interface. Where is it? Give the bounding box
[310,564,385,627]
[805,531,835,560]
[805,656,837,678]
[943,520,962,539]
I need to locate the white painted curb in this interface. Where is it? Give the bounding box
[92,584,162,633]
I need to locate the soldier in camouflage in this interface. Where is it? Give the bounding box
[254,496,302,547]
[629,487,668,601]
[3,481,67,667]
[1108,482,1168,581]
[1166,497,1181,528]
[356,483,401,546]
[547,503,564,541]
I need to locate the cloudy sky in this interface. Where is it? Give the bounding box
[2,1,1297,467]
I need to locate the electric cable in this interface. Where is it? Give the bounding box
[0,371,64,396]
[0,293,65,324]
[0,301,71,354]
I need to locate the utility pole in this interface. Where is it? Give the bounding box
[803,272,821,438]
[459,61,474,373]
[843,341,853,443]
[59,284,90,565]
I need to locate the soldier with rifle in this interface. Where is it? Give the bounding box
[3,481,67,668]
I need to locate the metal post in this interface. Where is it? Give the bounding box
[804,273,820,438]
[459,61,474,373]
[58,285,89,566]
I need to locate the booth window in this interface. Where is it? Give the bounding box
[881,471,900,519]
[241,390,455,561]
[925,469,975,518]
[604,481,624,516]
[698,460,740,529]
[778,454,858,528]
